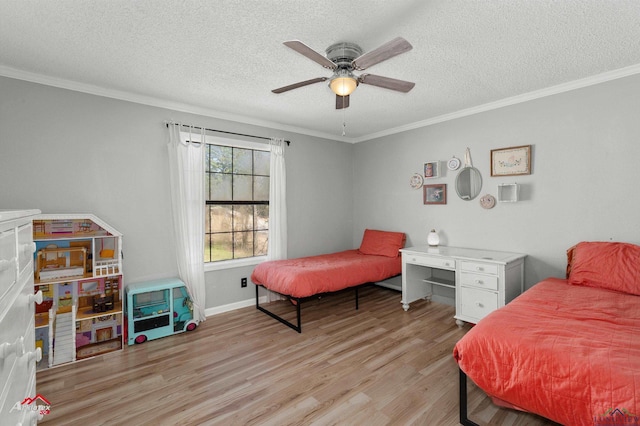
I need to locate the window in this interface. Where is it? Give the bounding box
[204,141,270,263]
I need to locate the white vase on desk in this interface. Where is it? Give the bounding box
[427,229,440,246]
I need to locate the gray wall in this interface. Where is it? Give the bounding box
[353,73,640,288]
[0,76,354,310]
[3,72,639,309]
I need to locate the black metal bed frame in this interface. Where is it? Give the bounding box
[255,283,369,333]
[459,368,480,426]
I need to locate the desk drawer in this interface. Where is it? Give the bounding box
[404,253,455,270]
[459,287,498,322]
[460,260,499,275]
[460,272,499,291]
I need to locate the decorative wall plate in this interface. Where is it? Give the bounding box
[409,173,424,189]
[479,194,496,209]
[447,156,461,171]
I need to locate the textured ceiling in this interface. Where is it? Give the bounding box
[2,1,640,142]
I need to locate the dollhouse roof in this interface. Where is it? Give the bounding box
[35,214,122,237]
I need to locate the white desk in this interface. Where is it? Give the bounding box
[400,246,526,326]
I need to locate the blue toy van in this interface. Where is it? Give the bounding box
[125,278,198,345]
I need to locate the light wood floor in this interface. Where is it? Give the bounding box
[37,286,557,425]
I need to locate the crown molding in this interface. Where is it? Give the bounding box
[0,65,349,143]
[353,63,640,143]
[3,63,639,145]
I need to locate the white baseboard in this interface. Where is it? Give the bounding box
[204,295,268,317]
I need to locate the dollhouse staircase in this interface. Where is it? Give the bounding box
[49,306,77,367]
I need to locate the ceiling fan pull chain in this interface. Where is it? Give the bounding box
[342,107,347,136]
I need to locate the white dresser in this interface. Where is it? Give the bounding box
[0,210,42,425]
[400,246,526,326]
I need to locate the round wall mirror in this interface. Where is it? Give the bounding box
[455,167,483,201]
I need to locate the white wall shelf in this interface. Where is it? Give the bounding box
[498,183,519,203]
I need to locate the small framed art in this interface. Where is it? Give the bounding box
[424,161,439,178]
[490,145,531,176]
[79,280,100,295]
[423,184,447,205]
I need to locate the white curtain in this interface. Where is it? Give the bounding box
[268,138,287,261]
[167,123,206,322]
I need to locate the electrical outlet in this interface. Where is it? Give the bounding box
[241,277,247,288]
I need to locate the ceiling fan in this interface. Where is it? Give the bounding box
[272,37,415,109]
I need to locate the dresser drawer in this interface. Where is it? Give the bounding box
[0,273,34,348]
[404,253,455,270]
[460,260,499,276]
[459,287,498,322]
[0,318,35,417]
[17,222,35,279]
[460,272,499,291]
[0,329,37,426]
[0,229,17,300]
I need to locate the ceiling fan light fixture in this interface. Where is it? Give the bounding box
[273,37,415,112]
[329,71,358,96]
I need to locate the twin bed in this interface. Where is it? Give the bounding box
[454,241,640,425]
[251,229,404,332]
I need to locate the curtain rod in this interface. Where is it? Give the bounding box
[165,122,290,146]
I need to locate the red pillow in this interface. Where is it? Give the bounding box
[568,241,640,295]
[358,229,406,258]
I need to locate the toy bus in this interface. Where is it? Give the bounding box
[125,278,198,345]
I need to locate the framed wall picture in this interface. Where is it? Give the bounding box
[424,161,439,178]
[490,145,531,176]
[423,184,447,205]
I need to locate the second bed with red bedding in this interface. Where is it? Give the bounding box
[250,229,405,332]
[251,249,401,298]
[454,242,640,425]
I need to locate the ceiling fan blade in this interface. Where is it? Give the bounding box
[283,40,337,70]
[359,74,415,93]
[272,77,328,94]
[336,94,350,109]
[352,37,413,71]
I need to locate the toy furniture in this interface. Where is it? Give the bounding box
[32,214,124,369]
[92,294,114,313]
[35,246,87,281]
[125,278,198,345]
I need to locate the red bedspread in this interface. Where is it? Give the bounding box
[250,250,401,298]
[454,278,640,426]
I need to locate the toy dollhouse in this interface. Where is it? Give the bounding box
[33,214,123,369]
